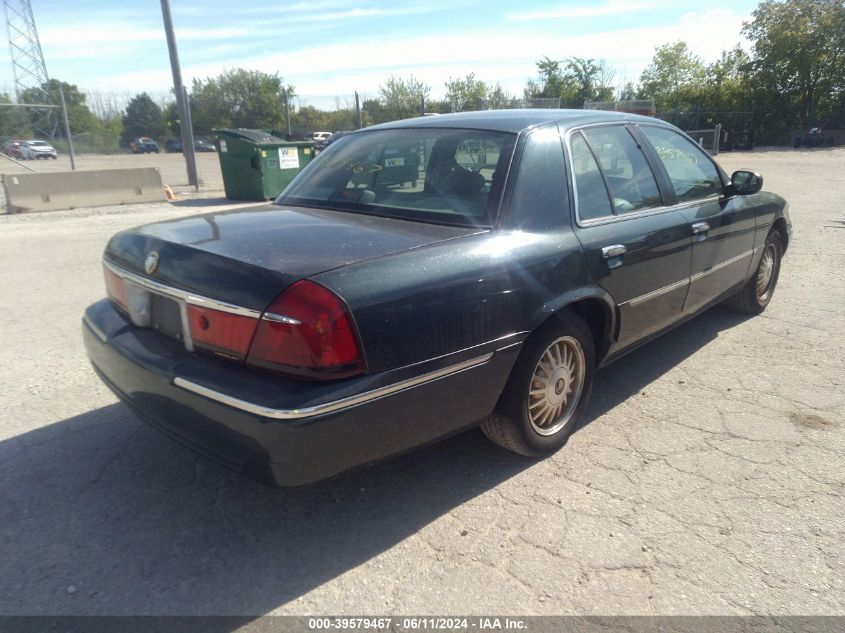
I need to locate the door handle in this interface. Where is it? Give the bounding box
[601,244,627,259]
[691,221,710,235]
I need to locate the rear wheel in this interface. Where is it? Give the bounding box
[725,229,782,314]
[481,312,595,456]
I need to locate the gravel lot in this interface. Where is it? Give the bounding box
[0,148,842,617]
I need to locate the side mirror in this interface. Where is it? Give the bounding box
[730,170,763,195]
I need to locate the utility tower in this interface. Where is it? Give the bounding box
[3,0,56,137]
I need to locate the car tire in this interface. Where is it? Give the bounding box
[481,311,595,456]
[724,229,783,314]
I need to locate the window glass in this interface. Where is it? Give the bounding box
[279,128,515,227]
[570,132,612,221]
[639,126,723,202]
[582,126,662,214]
[505,127,569,231]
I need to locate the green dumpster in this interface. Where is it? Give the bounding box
[213,129,315,201]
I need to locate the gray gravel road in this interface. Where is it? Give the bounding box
[0,148,843,616]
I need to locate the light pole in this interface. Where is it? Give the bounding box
[160,0,198,190]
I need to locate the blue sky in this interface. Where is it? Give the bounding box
[5,0,760,107]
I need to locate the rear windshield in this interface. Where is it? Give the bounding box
[277,128,516,227]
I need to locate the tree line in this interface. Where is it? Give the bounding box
[0,0,841,151]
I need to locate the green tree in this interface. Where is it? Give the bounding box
[638,41,705,109]
[618,82,638,101]
[444,73,514,111]
[20,79,97,137]
[528,56,567,99]
[703,46,753,112]
[484,84,515,109]
[164,101,180,137]
[361,98,386,124]
[525,56,614,107]
[0,92,29,138]
[189,69,292,135]
[377,76,430,121]
[120,93,166,147]
[743,0,845,128]
[444,73,488,111]
[563,57,614,106]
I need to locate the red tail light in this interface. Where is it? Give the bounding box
[187,305,258,360]
[103,265,127,310]
[247,280,365,379]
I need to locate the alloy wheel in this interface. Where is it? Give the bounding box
[527,336,586,436]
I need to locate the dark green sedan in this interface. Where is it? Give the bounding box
[83,110,790,486]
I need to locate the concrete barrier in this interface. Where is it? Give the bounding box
[2,167,166,214]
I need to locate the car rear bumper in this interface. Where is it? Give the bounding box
[83,299,522,487]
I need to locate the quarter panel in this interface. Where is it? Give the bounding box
[315,230,598,373]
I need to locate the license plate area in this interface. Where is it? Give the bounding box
[123,282,189,348]
[150,293,184,341]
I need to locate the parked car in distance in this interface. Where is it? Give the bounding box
[3,139,24,158]
[793,127,835,148]
[166,138,217,153]
[130,137,160,154]
[194,139,217,152]
[306,131,332,142]
[84,110,791,487]
[20,139,57,159]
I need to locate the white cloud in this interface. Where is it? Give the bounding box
[509,0,672,21]
[294,6,432,21]
[40,7,751,102]
[38,23,249,53]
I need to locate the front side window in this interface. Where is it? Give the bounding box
[581,126,662,214]
[278,128,516,227]
[639,126,723,203]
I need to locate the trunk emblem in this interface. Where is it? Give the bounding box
[145,251,160,274]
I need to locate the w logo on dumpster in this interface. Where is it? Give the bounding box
[278,147,300,170]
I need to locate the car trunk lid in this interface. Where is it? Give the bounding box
[104,204,483,311]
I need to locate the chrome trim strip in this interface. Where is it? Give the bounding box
[103,260,262,319]
[83,314,108,343]
[620,277,689,308]
[618,249,754,307]
[263,312,301,325]
[690,249,752,282]
[173,352,495,420]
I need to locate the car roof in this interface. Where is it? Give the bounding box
[365,109,670,134]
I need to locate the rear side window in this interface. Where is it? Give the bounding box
[639,126,723,202]
[581,126,662,214]
[570,132,612,221]
[504,126,569,231]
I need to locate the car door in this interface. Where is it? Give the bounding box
[566,124,693,350]
[635,124,756,313]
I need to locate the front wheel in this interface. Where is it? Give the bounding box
[481,312,595,456]
[725,229,783,314]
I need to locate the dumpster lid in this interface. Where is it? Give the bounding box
[213,128,289,145]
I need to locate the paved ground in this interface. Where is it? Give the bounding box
[0,147,842,617]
